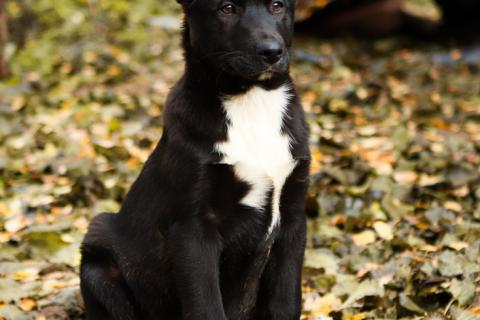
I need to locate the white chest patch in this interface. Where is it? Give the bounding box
[215,85,296,235]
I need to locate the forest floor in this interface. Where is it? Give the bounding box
[1,1,480,319]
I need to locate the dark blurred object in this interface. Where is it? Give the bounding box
[295,0,437,38]
[7,2,36,48]
[295,0,480,43]
[0,0,8,78]
[436,0,480,43]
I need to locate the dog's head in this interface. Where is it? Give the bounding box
[178,0,296,83]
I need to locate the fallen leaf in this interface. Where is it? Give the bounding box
[19,298,37,312]
[11,268,39,282]
[304,249,339,275]
[352,230,376,246]
[450,278,475,306]
[342,280,384,308]
[444,201,462,213]
[393,171,418,184]
[373,221,394,240]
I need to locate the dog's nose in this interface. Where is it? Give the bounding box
[258,41,283,65]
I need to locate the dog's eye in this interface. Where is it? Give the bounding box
[220,3,236,15]
[270,1,284,13]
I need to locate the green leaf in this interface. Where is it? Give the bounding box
[342,280,384,308]
[449,278,475,307]
[304,249,339,275]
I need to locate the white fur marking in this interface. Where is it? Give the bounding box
[216,85,296,235]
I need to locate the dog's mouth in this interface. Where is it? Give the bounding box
[220,55,289,82]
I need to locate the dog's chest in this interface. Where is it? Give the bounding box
[215,86,296,235]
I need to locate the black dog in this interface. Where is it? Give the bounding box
[80,0,310,319]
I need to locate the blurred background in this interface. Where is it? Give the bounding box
[0,0,480,319]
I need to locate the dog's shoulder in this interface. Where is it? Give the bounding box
[164,77,226,146]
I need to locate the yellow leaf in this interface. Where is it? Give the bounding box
[107,66,121,77]
[419,244,439,252]
[4,216,28,233]
[11,97,26,111]
[61,234,75,243]
[418,174,443,187]
[0,202,8,216]
[11,268,39,282]
[448,241,469,251]
[352,312,368,320]
[373,222,393,241]
[352,230,376,246]
[444,201,462,212]
[83,51,97,63]
[19,298,37,312]
[304,293,341,317]
[393,171,418,184]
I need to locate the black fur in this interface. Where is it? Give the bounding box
[80,0,310,319]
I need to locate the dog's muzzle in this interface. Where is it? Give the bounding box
[257,40,284,65]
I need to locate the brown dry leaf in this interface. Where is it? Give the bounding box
[302,90,317,105]
[469,307,480,315]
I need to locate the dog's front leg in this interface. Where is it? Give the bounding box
[256,162,310,320]
[168,217,227,320]
[257,219,306,320]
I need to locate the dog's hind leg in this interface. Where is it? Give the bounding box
[80,214,139,320]
[81,257,139,320]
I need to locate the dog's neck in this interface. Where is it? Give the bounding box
[181,23,291,96]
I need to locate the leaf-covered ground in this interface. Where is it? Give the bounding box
[1,1,480,319]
